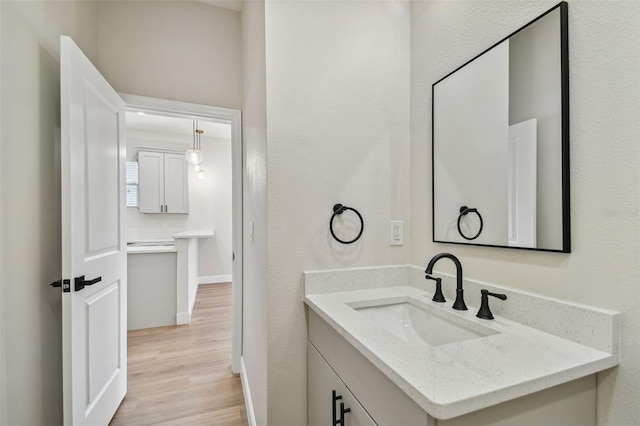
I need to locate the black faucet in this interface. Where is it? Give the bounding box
[424,274,446,303]
[425,253,467,311]
[476,289,507,320]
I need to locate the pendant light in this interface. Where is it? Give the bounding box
[186,120,203,165]
[197,168,206,180]
[194,163,206,180]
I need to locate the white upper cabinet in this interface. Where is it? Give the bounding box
[138,151,189,214]
[163,154,189,213]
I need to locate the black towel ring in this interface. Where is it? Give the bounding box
[457,206,483,241]
[330,204,364,244]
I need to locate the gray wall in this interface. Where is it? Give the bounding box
[96,1,242,109]
[0,2,99,423]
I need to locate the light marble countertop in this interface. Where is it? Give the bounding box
[126,229,213,252]
[173,229,214,239]
[304,284,618,420]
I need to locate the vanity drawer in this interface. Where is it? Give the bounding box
[309,311,431,426]
[308,342,376,426]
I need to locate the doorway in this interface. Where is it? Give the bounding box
[121,94,243,373]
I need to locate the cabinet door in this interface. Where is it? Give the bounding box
[138,151,164,213]
[164,153,189,213]
[308,342,377,426]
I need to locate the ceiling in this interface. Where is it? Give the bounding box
[125,112,231,142]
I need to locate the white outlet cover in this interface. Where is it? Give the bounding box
[390,220,403,246]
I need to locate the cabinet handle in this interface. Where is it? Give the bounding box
[332,390,342,426]
[160,204,163,213]
[165,204,168,213]
[332,390,350,426]
[339,402,351,425]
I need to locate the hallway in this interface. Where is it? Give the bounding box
[110,283,247,425]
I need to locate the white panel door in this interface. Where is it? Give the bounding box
[508,119,537,247]
[138,151,164,213]
[164,153,189,213]
[60,35,127,426]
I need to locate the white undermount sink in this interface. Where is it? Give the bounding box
[353,301,495,346]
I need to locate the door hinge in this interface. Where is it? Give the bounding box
[50,279,71,293]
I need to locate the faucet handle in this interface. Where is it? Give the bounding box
[425,274,446,303]
[476,289,507,320]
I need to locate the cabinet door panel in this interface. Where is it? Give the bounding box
[138,152,164,213]
[308,342,376,426]
[310,312,430,426]
[164,153,189,213]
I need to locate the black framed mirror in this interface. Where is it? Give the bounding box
[432,2,570,253]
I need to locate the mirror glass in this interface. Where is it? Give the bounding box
[432,2,570,252]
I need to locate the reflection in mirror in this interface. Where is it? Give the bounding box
[432,2,570,252]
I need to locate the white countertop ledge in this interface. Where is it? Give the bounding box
[127,245,177,254]
[172,229,214,239]
[304,284,619,420]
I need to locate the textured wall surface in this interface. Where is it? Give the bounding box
[0,1,99,423]
[97,1,242,109]
[265,1,410,424]
[241,0,268,424]
[410,1,639,424]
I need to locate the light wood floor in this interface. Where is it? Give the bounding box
[110,283,248,426]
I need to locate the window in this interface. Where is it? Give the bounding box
[126,161,139,207]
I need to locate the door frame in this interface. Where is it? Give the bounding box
[120,94,243,373]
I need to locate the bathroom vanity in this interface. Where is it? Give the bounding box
[304,266,618,425]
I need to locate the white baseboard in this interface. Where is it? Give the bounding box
[198,274,232,285]
[176,312,191,325]
[240,357,257,426]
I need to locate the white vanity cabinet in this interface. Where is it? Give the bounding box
[308,342,376,426]
[308,310,596,426]
[138,151,189,214]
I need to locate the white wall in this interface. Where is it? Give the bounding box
[264,1,410,424]
[126,128,233,278]
[410,2,639,425]
[0,1,99,423]
[198,132,233,279]
[241,0,269,424]
[96,0,242,110]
